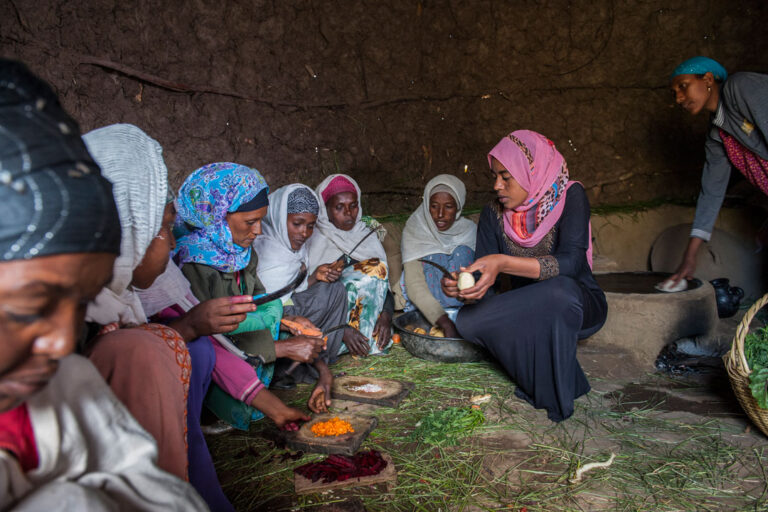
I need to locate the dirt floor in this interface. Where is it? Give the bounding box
[206,310,768,511]
[3,1,768,214]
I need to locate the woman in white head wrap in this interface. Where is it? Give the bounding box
[81,124,192,482]
[401,174,476,338]
[306,174,394,356]
[254,184,348,400]
[83,125,309,511]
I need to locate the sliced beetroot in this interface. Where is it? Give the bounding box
[294,450,388,484]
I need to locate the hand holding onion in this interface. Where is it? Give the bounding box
[457,272,476,290]
[456,255,510,301]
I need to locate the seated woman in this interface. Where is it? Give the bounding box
[174,163,326,423]
[306,174,393,355]
[82,124,191,484]
[443,130,608,422]
[84,123,303,511]
[401,174,477,338]
[0,59,204,510]
[253,184,348,398]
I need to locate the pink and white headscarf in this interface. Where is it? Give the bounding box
[487,130,592,268]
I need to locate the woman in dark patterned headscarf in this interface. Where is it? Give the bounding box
[0,59,205,509]
[254,184,348,404]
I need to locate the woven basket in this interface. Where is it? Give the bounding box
[724,293,768,436]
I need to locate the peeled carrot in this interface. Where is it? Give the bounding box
[280,318,322,337]
[280,318,328,376]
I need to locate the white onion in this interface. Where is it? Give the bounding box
[457,272,475,290]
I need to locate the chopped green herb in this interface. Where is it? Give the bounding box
[410,406,485,445]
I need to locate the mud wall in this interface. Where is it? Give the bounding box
[2,0,767,214]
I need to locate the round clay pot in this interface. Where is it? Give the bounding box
[709,277,744,318]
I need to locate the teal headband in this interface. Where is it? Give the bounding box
[670,56,728,82]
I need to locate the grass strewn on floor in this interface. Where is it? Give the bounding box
[207,345,768,511]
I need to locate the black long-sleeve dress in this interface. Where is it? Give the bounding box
[455,183,607,422]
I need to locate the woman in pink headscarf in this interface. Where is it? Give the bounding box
[442,130,607,422]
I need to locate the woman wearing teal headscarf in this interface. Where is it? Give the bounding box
[667,57,768,285]
[175,163,325,428]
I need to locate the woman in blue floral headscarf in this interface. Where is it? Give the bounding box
[174,163,325,429]
[175,162,270,272]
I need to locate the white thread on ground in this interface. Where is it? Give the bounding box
[569,453,616,484]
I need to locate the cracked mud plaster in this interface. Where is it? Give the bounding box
[2,0,767,214]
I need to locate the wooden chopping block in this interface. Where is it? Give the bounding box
[294,452,397,494]
[331,376,414,408]
[281,414,378,456]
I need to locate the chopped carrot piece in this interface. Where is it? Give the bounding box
[310,417,355,437]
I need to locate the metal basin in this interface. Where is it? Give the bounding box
[393,310,488,363]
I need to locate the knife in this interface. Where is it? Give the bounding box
[418,258,454,279]
[348,227,376,260]
[336,227,377,269]
[251,264,307,306]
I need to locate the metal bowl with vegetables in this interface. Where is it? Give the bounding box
[393,310,488,363]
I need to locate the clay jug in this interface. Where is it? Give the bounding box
[709,278,744,318]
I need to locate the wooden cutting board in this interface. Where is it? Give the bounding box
[331,376,414,408]
[282,413,377,456]
[294,452,397,494]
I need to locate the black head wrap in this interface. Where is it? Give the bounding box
[234,188,269,212]
[0,60,121,260]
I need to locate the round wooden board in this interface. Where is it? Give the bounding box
[334,376,401,398]
[331,376,414,408]
[283,413,378,456]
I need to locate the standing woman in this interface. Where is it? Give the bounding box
[443,130,607,422]
[306,174,393,355]
[401,174,476,338]
[668,57,768,283]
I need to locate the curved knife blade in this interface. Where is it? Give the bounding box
[418,258,454,279]
[251,263,307,305]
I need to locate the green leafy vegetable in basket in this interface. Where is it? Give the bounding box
[745,326,768,408]
[410,406,485,445]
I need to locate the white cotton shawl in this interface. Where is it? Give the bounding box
[305,174,387,274]
[252,184,315,303]
[401,174,477,263]
[82,124,168,326]
[0,355,206,511]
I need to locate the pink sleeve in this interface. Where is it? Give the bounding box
[211,340,265,404]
